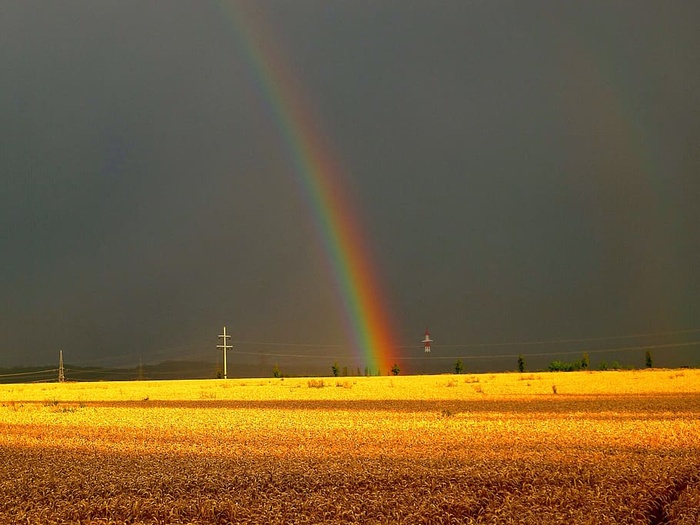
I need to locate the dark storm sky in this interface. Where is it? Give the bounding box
[1,1,699,370]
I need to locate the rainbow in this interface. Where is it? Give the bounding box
[214,2,397,374]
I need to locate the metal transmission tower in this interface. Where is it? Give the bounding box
[58,350,65,383]
[423,327,433,353]
[217,326,232,379]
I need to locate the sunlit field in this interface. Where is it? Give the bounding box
[1,370,699,524]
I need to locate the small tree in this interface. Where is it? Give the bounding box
[645,351,653,368]
[581,353,590,370]
[454,359,464,374]
[391,363,400,376]
[517,354,525,373]
[332,362,339,377]
[272,364,281,378]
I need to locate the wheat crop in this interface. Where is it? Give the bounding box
[1,370,698,523]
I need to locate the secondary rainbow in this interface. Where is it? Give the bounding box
[214,2,397,374]
[550,14,685,329]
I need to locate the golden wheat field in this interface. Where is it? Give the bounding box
[1,369,699,524]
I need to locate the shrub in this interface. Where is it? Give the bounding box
[549,354,591,372]
[548,360,580,372]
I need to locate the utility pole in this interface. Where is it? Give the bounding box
[217,326,232,379]
[58,350,65,383]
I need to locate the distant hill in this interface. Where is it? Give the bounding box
[0,359,334,384]
[0,361,217,384]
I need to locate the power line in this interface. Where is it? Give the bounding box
[401,340,700,361]
[226,340,700,362]
[231,328,700,353]
[0,369,58,378]
[234,350,355,360]
[63,368,135,376]
[13,328,693,372]
[234,340,347,348]
[436,328,700,349]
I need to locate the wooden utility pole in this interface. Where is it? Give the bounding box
[58,350,65,383]
[217,326,232,379]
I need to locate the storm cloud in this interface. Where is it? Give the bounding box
[1,1,698,372]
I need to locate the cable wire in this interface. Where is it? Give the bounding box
[400,340,700,360]
[230,327,700,352]
[0,369,58,378]
[434,328,700,349]
[18,327,696,371]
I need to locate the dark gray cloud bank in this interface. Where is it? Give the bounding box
[1,2,698,373]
